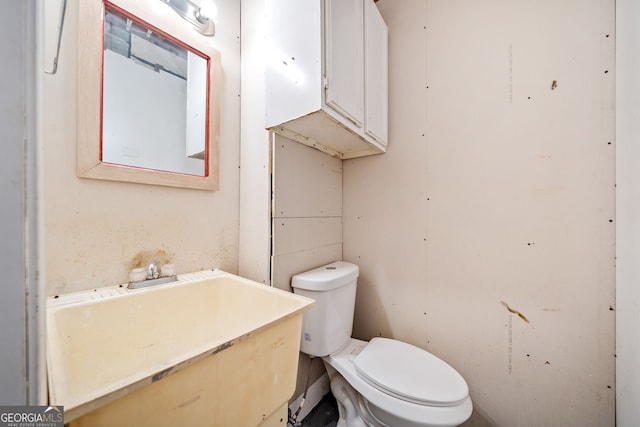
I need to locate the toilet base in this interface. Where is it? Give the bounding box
[326,363,385,427]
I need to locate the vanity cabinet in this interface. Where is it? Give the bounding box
[265,0,388,159]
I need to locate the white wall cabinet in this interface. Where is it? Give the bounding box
[266,0,388,159]
[364,0,388,145]
[324,0,364,128]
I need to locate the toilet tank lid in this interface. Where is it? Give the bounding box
[292,261,359,291]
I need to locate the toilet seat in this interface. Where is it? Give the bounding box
[324,338,473,427]
[354,338,469,407]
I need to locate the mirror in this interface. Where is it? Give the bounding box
[103,5,208,176]
[77,0,221,190]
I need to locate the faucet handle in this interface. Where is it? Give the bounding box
[129,268,147,283]
[160,263,176,277]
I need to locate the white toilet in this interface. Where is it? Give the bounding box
[292,261,472,427]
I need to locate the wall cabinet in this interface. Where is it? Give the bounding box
[265,0,388,159]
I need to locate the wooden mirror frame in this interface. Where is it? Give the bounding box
[77,0,221,191]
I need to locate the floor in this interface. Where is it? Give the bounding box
[298,392,339,427]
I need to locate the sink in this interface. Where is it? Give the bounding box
[46,269,314,426]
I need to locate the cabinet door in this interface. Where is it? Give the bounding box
[324,0,364,127]
[364,0,388,146]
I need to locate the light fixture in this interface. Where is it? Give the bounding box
[163,0,216,36]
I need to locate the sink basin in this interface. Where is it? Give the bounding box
[46,269,314,425]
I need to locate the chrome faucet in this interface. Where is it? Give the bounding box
[127,263,177,290]
[147,263,160,280]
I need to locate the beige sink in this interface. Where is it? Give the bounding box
[46,269,314,426]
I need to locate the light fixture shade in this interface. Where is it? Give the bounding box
[164,0,215,36]
[198,0,217,21]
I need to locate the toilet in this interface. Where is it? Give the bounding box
[292,261,472,427]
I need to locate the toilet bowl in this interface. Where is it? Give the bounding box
[292,261,472,427]
[323,338,472,427]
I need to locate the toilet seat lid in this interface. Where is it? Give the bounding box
[354,338,469,407]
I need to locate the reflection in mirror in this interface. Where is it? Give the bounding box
[102,5,208,176]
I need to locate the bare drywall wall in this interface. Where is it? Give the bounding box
[343,0,615,425]
[43,0,241,295]
[271,135,343,291]
[615,0,640,424]
[239,0,272,285]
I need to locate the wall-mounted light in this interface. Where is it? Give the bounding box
[162,0,217,36]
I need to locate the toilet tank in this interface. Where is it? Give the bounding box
[292,261,359,357]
